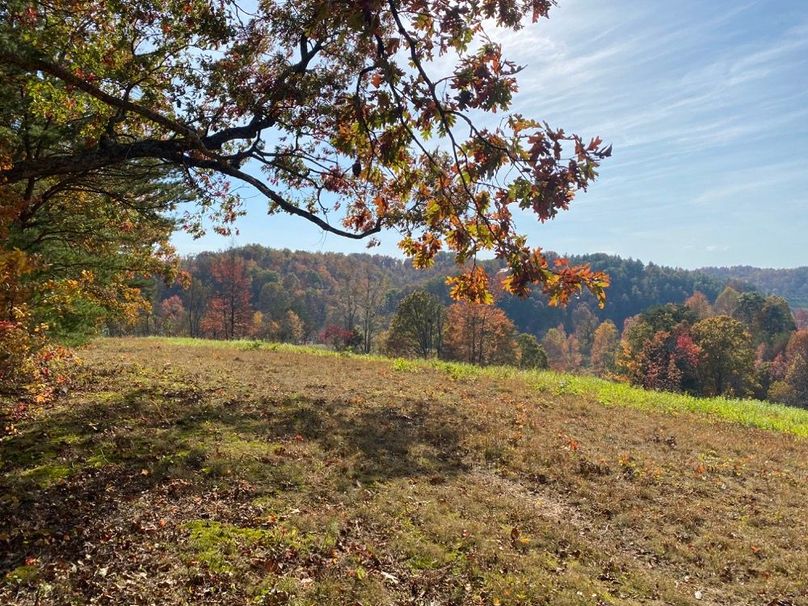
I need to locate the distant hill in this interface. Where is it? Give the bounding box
[698,266,808,308]
[155,246,733,338]
[502,253,726,334]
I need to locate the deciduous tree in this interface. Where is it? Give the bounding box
[280,310,305,345]
[386,290,445,357]
[541,325,580,372]
[209,253,252,339]
[572,303,598,358]
[1,0,609,305]
[200,297,228,340]
[444,302,516,366]
[185,274,211,338]
[759,296,796,354]
[638,329,700,393]
[617,314,700,393]
[684,291,713,320]
[714,286,740,316]
[692,316,755,397]
[590,320,619,376]
[516,333,548,369]
[357,269,388,354]
[768,329,808,407]
[322,324,361,351]
[159,295,185,337]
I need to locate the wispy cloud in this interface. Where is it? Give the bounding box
[173,0,808,268]
[497,0,808,268]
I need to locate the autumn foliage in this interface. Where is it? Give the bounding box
[200,255,252,340]
[1,0,610,306]
[0,251,75,415]
[128,247,808,408]
[443,302,517,366]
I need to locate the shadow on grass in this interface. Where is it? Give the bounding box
[0,381,466,577]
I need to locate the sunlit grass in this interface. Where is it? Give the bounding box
[520,370,808,438]
[137,336,808,438]
[5,336,806,604]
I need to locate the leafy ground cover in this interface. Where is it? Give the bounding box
[1,338,807,605]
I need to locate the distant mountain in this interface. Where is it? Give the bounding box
[698,266,808,308]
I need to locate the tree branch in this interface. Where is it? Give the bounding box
[0,48,200,142]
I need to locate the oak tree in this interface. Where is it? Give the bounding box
[1,0,610,305]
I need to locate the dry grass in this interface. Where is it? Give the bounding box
[1,337,806,605]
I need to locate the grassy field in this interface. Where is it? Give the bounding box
[1,338,807,605]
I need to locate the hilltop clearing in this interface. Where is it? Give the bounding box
[2,338,807,605]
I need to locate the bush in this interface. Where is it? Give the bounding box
[321,325,362,352]
[1,320,74,400]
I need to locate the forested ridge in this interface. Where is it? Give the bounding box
[698,266,808,308]
[138,245,808,338]
[138,246,731,340]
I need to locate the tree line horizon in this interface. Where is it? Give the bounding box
[118,245,808,409]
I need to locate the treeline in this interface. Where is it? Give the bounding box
[382,287,808,408]
[126,246,458,349]
[131,246,731,341]
[124,246,807,408]
[609,291,807,407]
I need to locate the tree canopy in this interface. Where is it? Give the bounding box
[1,0,610,304]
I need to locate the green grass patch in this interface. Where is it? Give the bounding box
[16,463,74,488]
[185,520,277,574]
[184,517,328,577]
[4,565,39,585]
[114,337,808,437]
[521,370,808,438]
[142,336,340,358]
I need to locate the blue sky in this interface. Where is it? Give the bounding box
[172,0,808,269]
